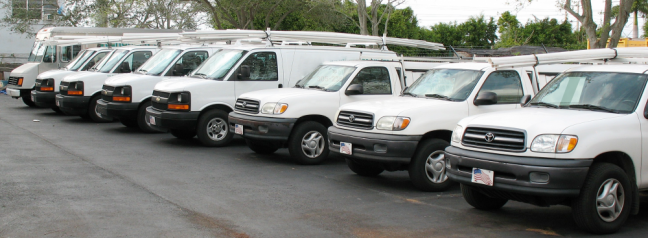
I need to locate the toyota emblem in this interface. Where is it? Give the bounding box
[484,132,495,142]
[348,115,355,122]
[242,101,248,107]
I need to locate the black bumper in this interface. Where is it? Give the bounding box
[228,112,297,141]
[96,99,139,119]
[55,94,91,116]
[145,106,200,131]
[31,90,57,108]
[327,126,421,164]
[445,146,592,197]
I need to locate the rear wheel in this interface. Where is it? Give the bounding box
[346,159,384,177]
[22,94,37,107]
[171,129,196,139]
[288,121,329,165]
[137,101,158,133]
[461,184,508,210]
[88,95,113,123]
[246,139,279,154]
[196,109,234,147]
[408,139,453,192]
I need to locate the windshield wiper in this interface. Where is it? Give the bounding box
[137,69,147,74]
[402,91,417,97]
[293,84,304,88]
[308,85,328,91]
[568,104,619,113]
[529,102,559,108]
[425,94,453,101]
[193,73,208,79]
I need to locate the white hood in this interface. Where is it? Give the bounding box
[153,77,215,92]
[37,70,75,80]
[340,97,456,117]
[11,63,39,75]
[239,88,330,103]
[104,73,159,86]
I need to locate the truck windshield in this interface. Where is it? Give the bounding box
[404,69,484,101]
[136,49,182,75]
[98,49,129,73]
[65,50,92,71]
[529,72,648,114]
[27,42,44,62]
[190,50,244,80]
[295,65,356,91]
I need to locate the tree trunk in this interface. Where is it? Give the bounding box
[563,0,632,49]
[357,0,368,35]
[633,10,639,38]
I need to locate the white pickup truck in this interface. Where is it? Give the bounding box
[30,48,113,112]
[327,62,573,191]
[55,46,159,122]
[229,60,442,165]
[96,46,220,132]
[446,64,648,234]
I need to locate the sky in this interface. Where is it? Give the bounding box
[399,0,641,38]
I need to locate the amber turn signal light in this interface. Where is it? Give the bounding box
[168,104,189,110]
[18,78,23,86]
[40,87,54,92]
[67,90,83,95]
[113,96,131,102]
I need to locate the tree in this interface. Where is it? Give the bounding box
[459,15,498,47]
[344,0,404,36]
[193,0,317,30]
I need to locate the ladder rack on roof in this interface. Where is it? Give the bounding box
[42,33,185,46]
[360,55,462,63]
[488,48,648,68]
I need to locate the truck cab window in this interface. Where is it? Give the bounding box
[347,67,392,94]
[239,52,278,81]
[122,51,152,73]
[166,51,209,76]
[81,52,108,71]
[61,45,82,62]
[477,71,523,104]
[42,45,56,63]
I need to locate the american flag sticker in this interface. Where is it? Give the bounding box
[234,124,243,135]
[340,142,352,155]
[471,168,494,186]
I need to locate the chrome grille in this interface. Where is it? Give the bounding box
[151,90,170,110]
[8,77,20,85]
[235,98,260,114]
[462,127,526,152]
[336,111,373,129]
[101,85,115,102]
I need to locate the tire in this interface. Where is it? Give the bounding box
[87,95,113,123]
[171,129,196,139]
[408,139,453,192]
[196,109,234,147]
[137,101,159,133]
[51,107,64,114]
[22,95,37,107]
[461,184,508,210]
[572,163,632,234]
[288,121,329,165]
[246,139,279,154]
[120,118,138,128]
[346,159,384,176]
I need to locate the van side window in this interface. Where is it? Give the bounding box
[43,45,56,63]
[61,45,82,62]
[239,52,278,81]
[166,51,209,76]
[347,67,392,95]
[122,51,152,72]
[477,71,523,104]
[81,52,108,71]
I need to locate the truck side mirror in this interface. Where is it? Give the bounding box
[345,84,364,96]
[520,95,532,106]
[644,103,648,119]
[238,65,250,79]
[173,64,184,76]
[474,92,497,106]
[120,62,131,73]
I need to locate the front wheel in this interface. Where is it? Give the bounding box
[572,163,632,234]
[196,109,233,147]
[288,121,329,165]
[408,139,453,192]
[346,159,384,177]
[246,139,279,154]
[88,95,113,123]
[461,184,508,210]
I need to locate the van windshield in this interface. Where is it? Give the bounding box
[65,50,92,71]
[28,42,44,62]
[98,49,129,73]
[403,69,484,101]
[295,65,356,91]
[190,50,244,80]
[529,72,648,114]
[136,49,182,75]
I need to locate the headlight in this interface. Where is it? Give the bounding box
[113,86,132,102]
[376,116,411,131]
[167,92,190,111]
[261,102,288,114]
[38,78,55,91]
[530,134,578,153]
[451,125,464,143]
[67,81,84,95]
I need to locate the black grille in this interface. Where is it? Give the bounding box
[8,77,20,85]
[235,98,260,114]
[336,111,373,129]
[59,82,70,95]
[101,85,115,102]
[462,127,526,152]
[151,90,170,110]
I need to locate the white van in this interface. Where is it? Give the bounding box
[96,45,221,132]
[55,46,160,122]
[30,48,113,112]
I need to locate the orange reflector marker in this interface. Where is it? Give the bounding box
[567,137,578,151]
[277,104,288,114]
[113,96,131,102]
[18,78,23,86]
[67,90,83,95]
[400,118,411,129]
[40,87,54,92]
[168,104,189,110]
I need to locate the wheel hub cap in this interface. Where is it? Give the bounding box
[206,118,227,141]
[596,178,624,222]
[425,151,448,184]
[301,131,324,158]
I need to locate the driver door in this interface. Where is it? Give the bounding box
[233,51,283,97]
[339,66,396,107]
[468,70,524,116]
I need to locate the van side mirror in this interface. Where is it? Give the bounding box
[520,95,532,106]
[345,84,364,96]
[644,103,648,119]
[173,64,184,76]
[474,92,497,106]
[120,62,131,73]
[238,65,250,79]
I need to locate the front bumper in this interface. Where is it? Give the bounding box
[55,94,91,116]
[96,99,139,119]
[7,88,23,98]
[228,112,297,141]
[327,126,421,164]
[145,107,200,131]
[445,146,592,197]
[30,90,57,108]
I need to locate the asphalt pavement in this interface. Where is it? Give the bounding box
[1,94,648,237]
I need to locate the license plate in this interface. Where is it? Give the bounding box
[149,115,156,125]
[471,168,494,186]
[234,124,243,135]
[340,142,352,155]
[56,99,60,107]
[31,95,35,102]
